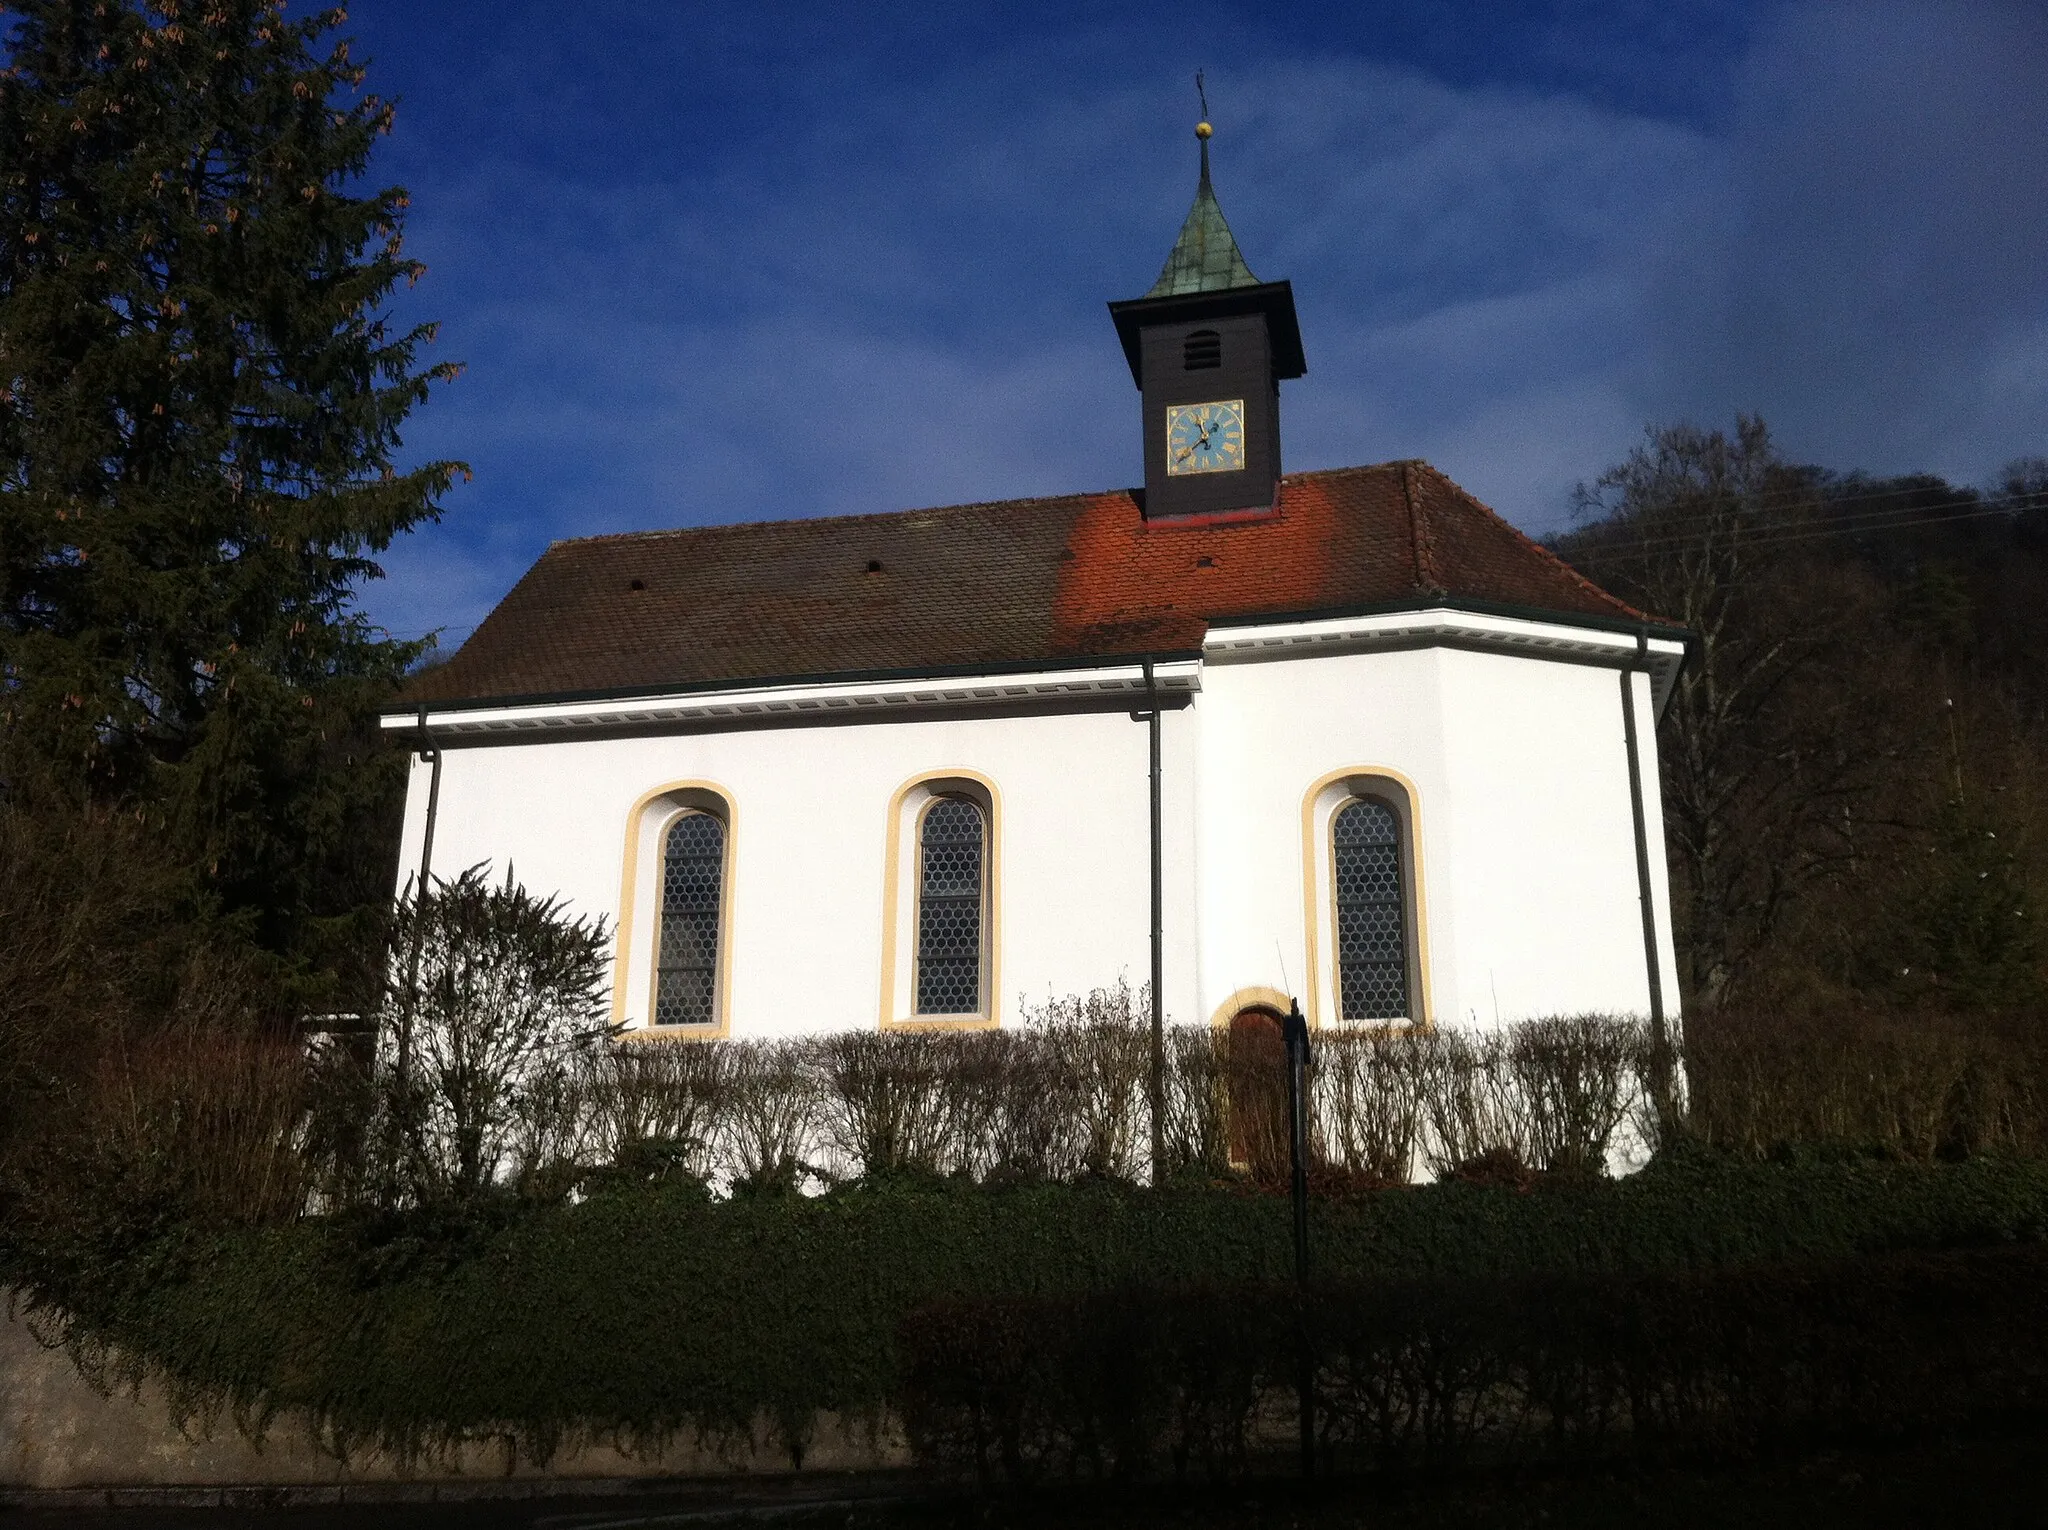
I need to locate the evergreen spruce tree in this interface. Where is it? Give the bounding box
[0,0,461,955]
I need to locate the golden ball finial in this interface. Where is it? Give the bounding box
[1195,121,1213,139]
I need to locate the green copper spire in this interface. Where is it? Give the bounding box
[1144,122,1261,298]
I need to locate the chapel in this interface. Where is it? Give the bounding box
[385,122,1686,1042]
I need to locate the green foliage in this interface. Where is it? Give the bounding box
[15,1156,2048,1470]
[0,793,292,1263]
[902,1243,2048,1481]
[0,0,461,952]
[1886,800,2044,1009]
[0,793,212,1120]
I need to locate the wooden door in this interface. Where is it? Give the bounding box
[1227,1007,1288,1179]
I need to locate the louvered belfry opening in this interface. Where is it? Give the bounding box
[655,810,725,1026]
[1334,797,1409,1020]
[1183,328,1222,369]
[915,797,985,1014]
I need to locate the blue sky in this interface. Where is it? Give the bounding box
[340,0,2048,648]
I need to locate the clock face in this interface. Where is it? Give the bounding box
[1165,399,1247,476]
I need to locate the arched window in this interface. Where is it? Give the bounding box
[1333,797,1408,1020]
[1183,328,1222,370]
[654,810,726,1026]
[915,796,985,1015]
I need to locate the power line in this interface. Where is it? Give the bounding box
[1556,491,2039,561]
[1569,502,2033,568]
[1556,493,2023,548]
[1576,489,2036,553]
[1557,481,2043,545]
[1562,493,2043,568]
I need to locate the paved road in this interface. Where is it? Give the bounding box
[1,1475,948,1530]
[12,1431,2048,1530]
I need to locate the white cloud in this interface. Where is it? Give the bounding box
[1643,0,2048,475]
[361,2,2048,640]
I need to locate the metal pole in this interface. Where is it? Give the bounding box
[1283,999,1314,1477]
[1621,645,1666,1030]
[398,707,443,1087]
[1621,638,1673,1126]
[1144,658,1166,1183]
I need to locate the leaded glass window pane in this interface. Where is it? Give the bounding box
[1334,797,1408,1021]
[655,811,725,1026]
[916,797,984,1015]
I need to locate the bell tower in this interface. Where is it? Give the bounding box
[1108,118,1305,519]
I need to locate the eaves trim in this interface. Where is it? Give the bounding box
[1202,592,1688,642]
[392,646,1208,718]
[382,658,1204,740]
[1203,607,1689,713]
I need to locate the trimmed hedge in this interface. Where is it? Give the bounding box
[902,1244,2048,1481]
[21,1153,2048,1467]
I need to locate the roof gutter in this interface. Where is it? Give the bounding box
[1620,634,1670,1036]
[1202,607,1690,714]
[384,657,1205,742]
[1138,657,1166,1183]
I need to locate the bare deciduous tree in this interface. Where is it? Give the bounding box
[1564,417,1886,1003]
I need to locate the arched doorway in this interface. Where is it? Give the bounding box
[1226,1006,1290,1179]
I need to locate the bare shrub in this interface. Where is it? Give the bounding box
[376,864,611,1204]
[720,1040,820,1191]
[1959,1016,2048,1157]
[1026,979,1150,1181]
[1634,1013,1687,1156]
[505,1057,591,1201]
[1161,1026,1230,1180]
[1315,1028,1425,1182]
[1417,1029,1529,1177]
[37,1021,313,1238]
[1682,1004,2048,1160]
[0,801,245,1155]
[1508,1015,1642,1177]
[816,1031,958,1179]
[948,1030,1076,1182]
[580,1040,733,1180]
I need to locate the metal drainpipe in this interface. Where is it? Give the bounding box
[398,704,443,1084]
[1621,632,1668,1035]
[1143,657,1166,1184]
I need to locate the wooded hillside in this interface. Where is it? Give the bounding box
[1553,418,2048,1012]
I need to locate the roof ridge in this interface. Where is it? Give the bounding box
[552,463,1424,552]
[1408,461,1648,623]
[547,486,1133,552]
[1276,460,1413,487]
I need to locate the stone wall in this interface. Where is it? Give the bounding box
[0,1304,904,1490]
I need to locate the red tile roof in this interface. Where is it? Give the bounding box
[401,461,1658,707]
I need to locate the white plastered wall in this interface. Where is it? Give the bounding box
[395,709,1158,1039]
[1187,645,1678,1031]
[1190,647,1453,1029]
[1431,648,1675,1024]
[392,645,1680,1038]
